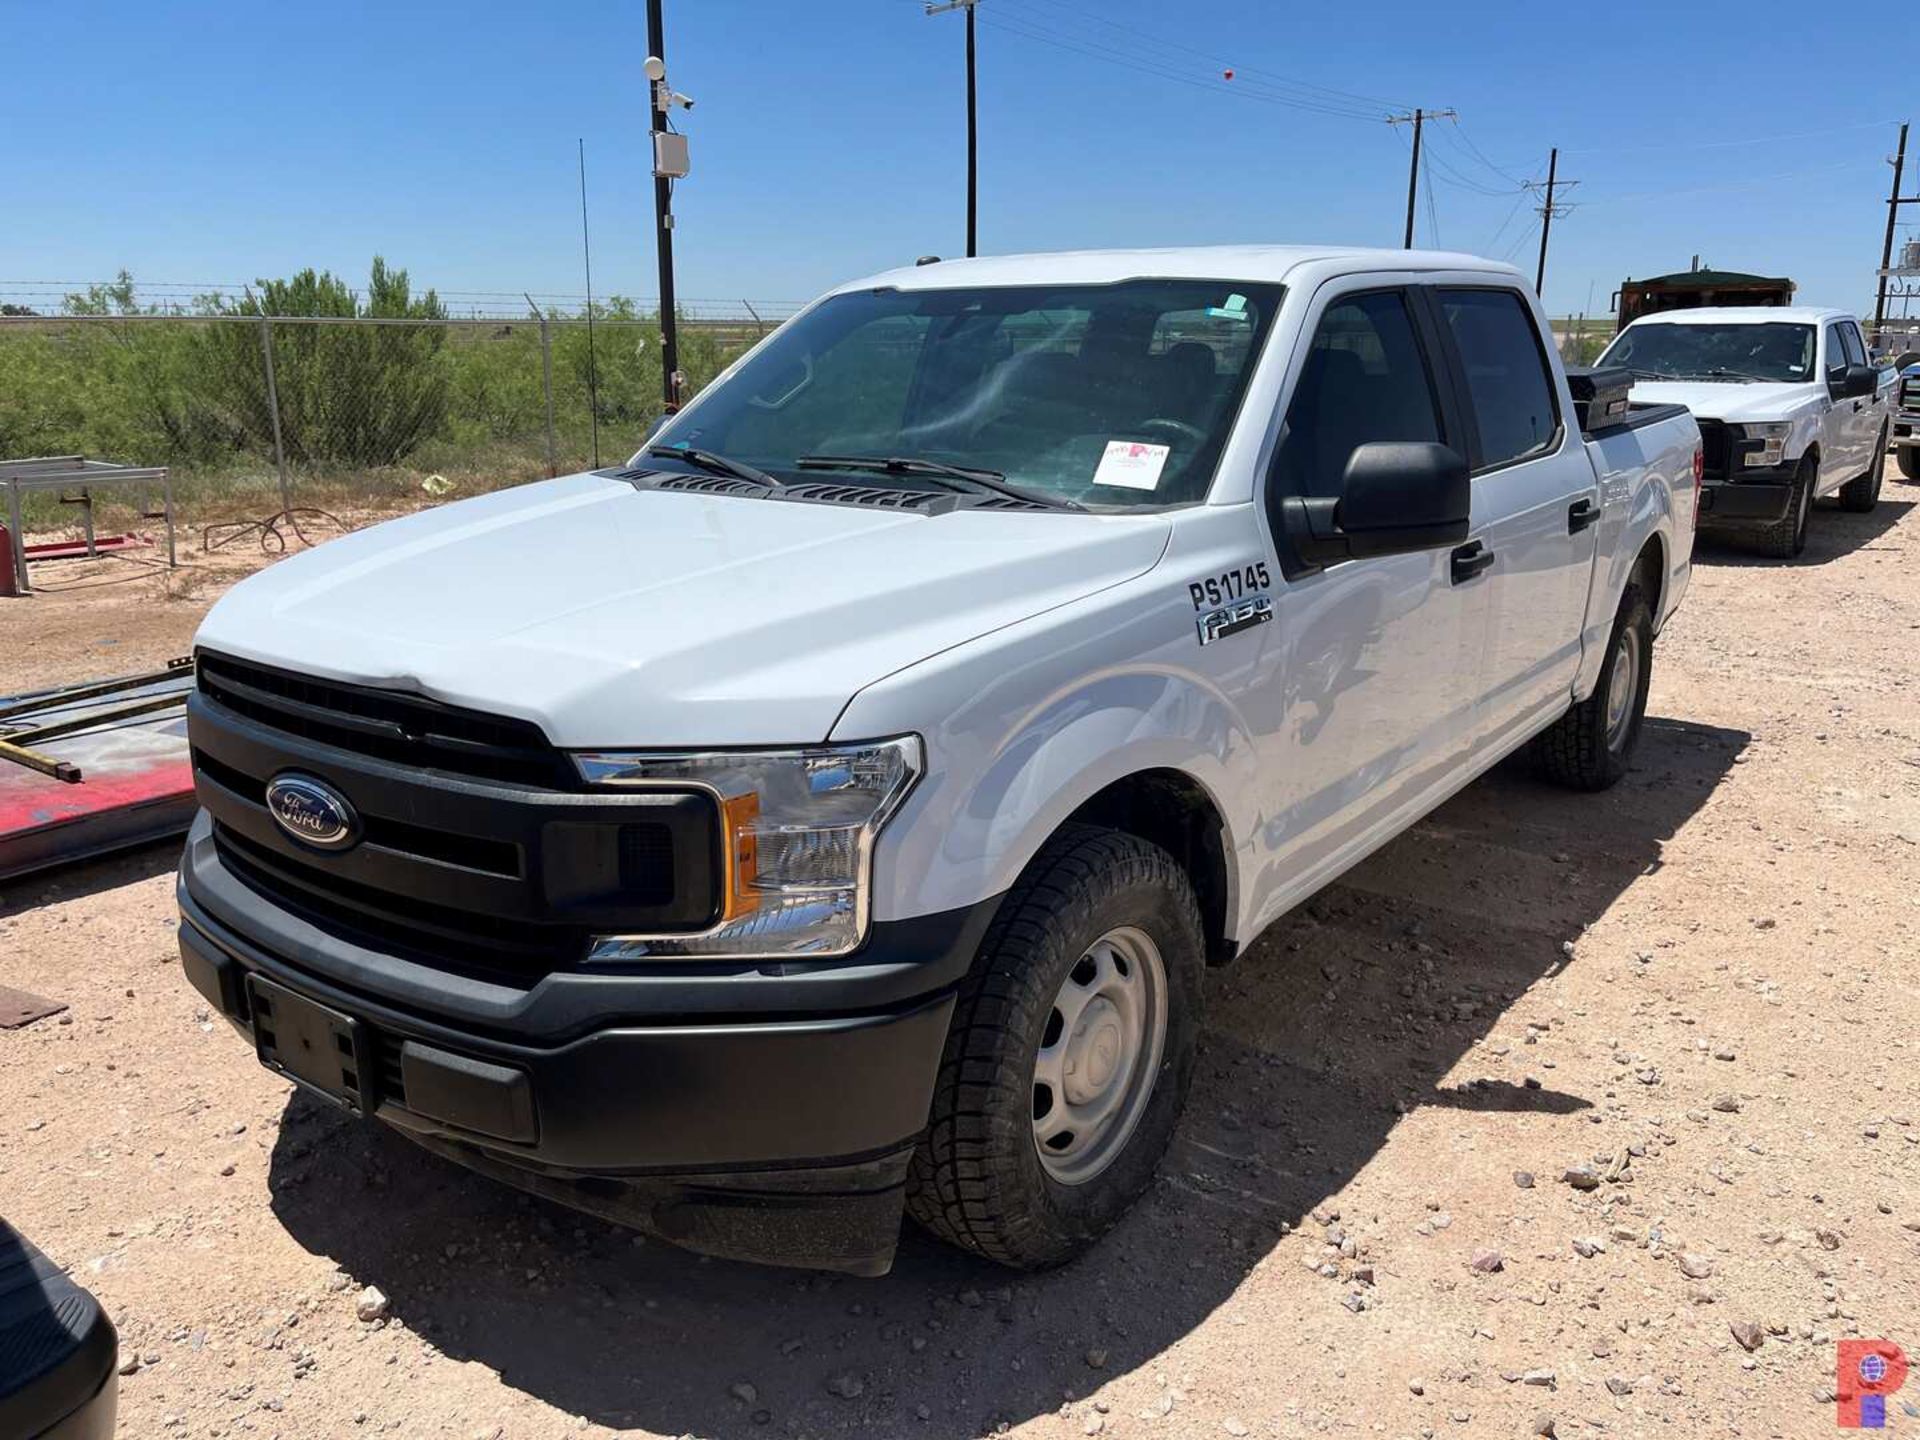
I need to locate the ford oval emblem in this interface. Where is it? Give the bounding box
[265,773,359,850]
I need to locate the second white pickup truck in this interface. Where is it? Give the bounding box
[1598,306,1892,557]
[174,245,1700,1274]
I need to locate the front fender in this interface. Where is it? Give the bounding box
[836,589,1261,935]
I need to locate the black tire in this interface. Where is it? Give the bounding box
[1839,427,1888,513]
[905,823,1205,1269]
[1755,452,1816,558]
[1533,581,1653,792]
[1899,446,1920,482]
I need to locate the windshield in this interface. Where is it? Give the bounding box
[1598,321,1816,384]
[645,279,1285,509]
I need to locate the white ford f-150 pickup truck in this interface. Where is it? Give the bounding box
[175,245,1699,1275]
[1597,306,1892,557]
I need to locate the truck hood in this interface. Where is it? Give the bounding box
[194,470,1171,747]
[1624,379,1821,424]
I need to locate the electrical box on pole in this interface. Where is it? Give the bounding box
[653,132,690,180]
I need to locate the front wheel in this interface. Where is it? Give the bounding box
[1899,446,1920,481]
[906,824,1205,1269]
[1533,582,1653,792]
[1839,427,1887,513]
[1755,452,1816,558]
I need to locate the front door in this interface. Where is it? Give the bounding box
[1244,279,1483,931]
[1822,322,1863,488]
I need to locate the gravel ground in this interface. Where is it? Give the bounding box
[3,486,1918,1440]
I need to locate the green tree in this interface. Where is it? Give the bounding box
[195,258,451,467]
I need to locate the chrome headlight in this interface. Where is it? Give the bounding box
[574,737,921,959]
[1733,421,1791,467]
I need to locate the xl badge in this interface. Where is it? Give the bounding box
[1197,594,1272,646]
[265,773,359,850]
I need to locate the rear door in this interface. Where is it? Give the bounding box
[1427,283,1598,756]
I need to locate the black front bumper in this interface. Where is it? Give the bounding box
[1698,471,1795,528]
[177,816,997,1274]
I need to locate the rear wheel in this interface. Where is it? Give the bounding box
[906,824,1205,1269]
[1533,582,1653,792]
[1755,452,1816,558]
[1839,426,1887,512]
[1899,446,1920,481]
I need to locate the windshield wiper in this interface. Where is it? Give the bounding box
[795,454,1084,511]
[1701,368,1771,383]
[646,444,784,488]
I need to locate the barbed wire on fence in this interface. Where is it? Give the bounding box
[0,280,804,325]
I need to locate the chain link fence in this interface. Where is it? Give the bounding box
[0,310,775,537]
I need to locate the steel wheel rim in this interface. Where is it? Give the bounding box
[1031,925,1167,1186]
[1604,626,1641,751]
[1795,471,1812,541]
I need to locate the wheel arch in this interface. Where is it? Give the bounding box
[1061,769,1237,966]
[866,679,1255,959]
[1630,530,1666,628]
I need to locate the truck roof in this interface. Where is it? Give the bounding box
[1624,305,1855,327]
[834,245,1526,295]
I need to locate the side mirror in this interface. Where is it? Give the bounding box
[1831,363,1875,399]
[1279,441,1472,570]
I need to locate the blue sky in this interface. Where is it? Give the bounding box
[2,0,1907,320]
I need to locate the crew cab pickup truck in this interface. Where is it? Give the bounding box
[175,246,1699,1276]
[1598,306,1892,557]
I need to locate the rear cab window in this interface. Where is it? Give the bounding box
[1435,288,1561,471]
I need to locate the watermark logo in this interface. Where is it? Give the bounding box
[1838,1341,1908,1428]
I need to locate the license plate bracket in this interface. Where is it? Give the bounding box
[247,974,373,1116]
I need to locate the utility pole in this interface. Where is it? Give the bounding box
[926,0,980,257]
[1874,122,1910,340]
[1387,108,1454,249]
[644,0,690,413]
[1525,150,1578,297]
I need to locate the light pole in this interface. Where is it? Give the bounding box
[926,0,979,257]
[644,0,694,412]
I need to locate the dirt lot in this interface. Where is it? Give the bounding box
[4,488,1918,1440]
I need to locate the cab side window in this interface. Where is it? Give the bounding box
[1826,325,1851,379]
[1437,288,1559,469]
[1840,322,1868,370]
[1273,290,1443,500]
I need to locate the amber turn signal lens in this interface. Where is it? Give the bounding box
[719,791,761,922]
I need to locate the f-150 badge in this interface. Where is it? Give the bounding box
[1196,593,1272,646]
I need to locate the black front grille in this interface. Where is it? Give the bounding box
[197,651,576,789]
[1696,418,1730,479]
[214,823,589,978]
[189,650,720,985]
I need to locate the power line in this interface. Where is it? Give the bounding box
[979,9,1394,121]
[1483,172,1538,256]
[1578,158,1876,207]
[1563,118,1898,156]
[1444,117,1529,187]
[1001,0,1412,113]
[1420,131,1526,198]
